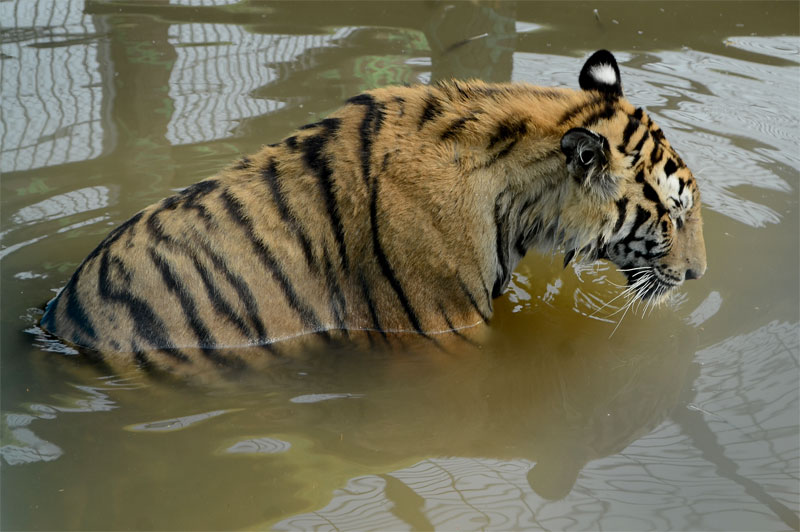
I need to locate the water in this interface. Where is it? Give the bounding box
[1,1,798,530]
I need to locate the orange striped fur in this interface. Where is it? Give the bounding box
[41,51,706,374]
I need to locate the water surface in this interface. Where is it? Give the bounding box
[1,1,798,530]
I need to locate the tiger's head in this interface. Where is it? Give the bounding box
[559,50,707,302]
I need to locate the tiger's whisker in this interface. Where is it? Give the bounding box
[609,293,636,338]
[603,276,650,318]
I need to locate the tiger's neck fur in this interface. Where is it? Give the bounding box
[381,82,613,298]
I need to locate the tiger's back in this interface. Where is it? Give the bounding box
[41,51,707,373]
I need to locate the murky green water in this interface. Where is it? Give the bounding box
[1,1,798,530]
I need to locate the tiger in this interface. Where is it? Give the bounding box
[40,50,706,374]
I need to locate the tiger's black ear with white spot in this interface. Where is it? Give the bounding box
[579,50,623,97]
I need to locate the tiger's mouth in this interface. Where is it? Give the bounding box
[621,267,679,302]
[597,248,678,302]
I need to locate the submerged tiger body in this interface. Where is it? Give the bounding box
[41,50,706,372]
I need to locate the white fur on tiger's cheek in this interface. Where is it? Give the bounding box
[589,64,617,85]
[659,172,694,214]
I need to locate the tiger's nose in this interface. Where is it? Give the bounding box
[685,268,704,281]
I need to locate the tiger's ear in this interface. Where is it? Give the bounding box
[561,127,617,198]
[579,50,623,97]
